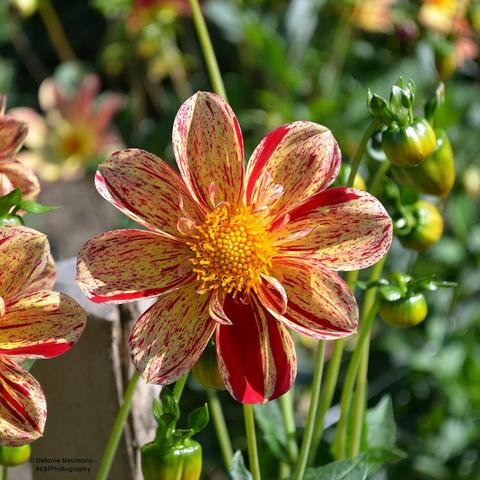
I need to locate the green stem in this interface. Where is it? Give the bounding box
[293,341,327,480]
[308,339,345,465]
[369,160,391,197]
[323,12,354,96]
[188,0,227,100]
[345,159,392,457]
[97,371,141,480]
[38,0,76,62]
[347,119,382,187]
[173,372,189,402]
[207,389,234,470]
[333,257,386,460]
[347,329,371,458]
[278,390,298,464]
[243,404,261,480]
[1,465,7,480]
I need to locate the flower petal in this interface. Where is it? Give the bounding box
[95,93,125,131]
[172,92,244,208]
[0,115,28,159]
[0,290,86,358]
[96,149,204,237]
[129,283,215,384]
[274,187,392,271]
[264,256,358,339]
[0,227,49,300]
[0,357,46,447]
[0,159,40,200]
[22,255,56,293]
[77,229,193,303]
[246,121,341,219]
[216,295,296,403]
[8,108,47,150]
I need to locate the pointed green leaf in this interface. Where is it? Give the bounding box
[304,454,368,480]
[188,404,209,433]
[253,401,289,461]
[379,285,403,302]
[18,199,59,214]
[229,451,253,480]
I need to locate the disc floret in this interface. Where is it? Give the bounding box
[189,205,276,296]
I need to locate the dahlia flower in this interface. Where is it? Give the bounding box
[0,96,39,199]
[10,74,124,182]
[351,0,397,34]
[77,92,392,403]
[0,226,86,446]
[419,0,470,34]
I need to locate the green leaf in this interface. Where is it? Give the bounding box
[367,90,392,124]
[253,401,288,461]
[160,387,180,420]
[366,446,407,465]
[188,404,209,433]
[229,451,253,480]
[18,199,59,214]
[364,396,397,449]
[0,187,22,215]
[152,399,162,424]
[304,454,368,480]
[379,285,403,302]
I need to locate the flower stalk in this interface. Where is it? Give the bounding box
[206,389,234,470]
[38,0,76,62]
[278,389,298,464]
[97,371,141,480]
[333,257,385,460]
[244,404,262,480]
[188,0,227,100]
[293,340,326,480]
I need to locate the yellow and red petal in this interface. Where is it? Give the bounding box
[77,229,193,303]
[274,187,392,271]
[172,92,244,208]
[129,283,215,384]
[0,290,86,358]
[0,227,49,300]
[216,295,296,404]
[0,357,46,447]
[22,254,56,294]
[246,121,341,219]
[96,149,204,237]
[0,115,28,159]
[0,159,40,200]
[264,256,358,339]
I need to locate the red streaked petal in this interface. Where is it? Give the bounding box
[0,159,40,200]
[0,115,28,159]
[96,149,204,238]
[172,91,244,208]
[209,289,232,325]
[275,187,393,271]
[246,121,341,218]
[77,229,193,303]
[0,357,46,447]
[0,290,86,358]
[0,227,49,300]
[256,274,288,316]
[216,295,296,403]
[129,284,215,384]
[22,254,56,294]
[268,256,358,339]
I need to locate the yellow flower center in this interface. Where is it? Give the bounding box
[188,205,276,296]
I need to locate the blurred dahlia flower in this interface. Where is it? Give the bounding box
[0,226,86,446]
[77,92,392,404]
[351,0,397,34]
[11,74,124,182]
[0,96,39,199]
[419,0,470,34]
